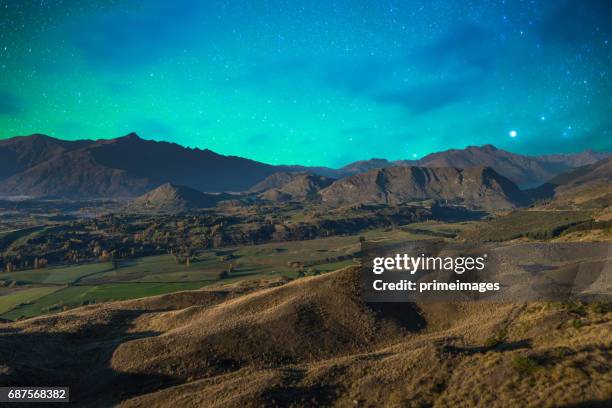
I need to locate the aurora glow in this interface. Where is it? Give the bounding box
[0,0,610,166]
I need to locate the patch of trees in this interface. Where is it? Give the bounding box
[1,255,48,272]
[561,219,612,235]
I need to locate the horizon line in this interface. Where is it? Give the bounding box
[2,131,610,170]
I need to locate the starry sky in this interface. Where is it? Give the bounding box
[0,0,610,167]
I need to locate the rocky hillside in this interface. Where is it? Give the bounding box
[320,166,525,210]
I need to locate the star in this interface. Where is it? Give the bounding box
[0,0,608,164]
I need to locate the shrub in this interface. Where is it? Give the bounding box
[553,347,572,359]
[484,328,507,347]
[589,301,612,314]
[571,319,584,329]
[513,355,539,374]
[307,268,319,276]
[561,301,587,316]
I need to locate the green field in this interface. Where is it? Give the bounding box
[0,286,61,315]
[1,282,209,321]
[2,262,113,284]
[0,227,439,321]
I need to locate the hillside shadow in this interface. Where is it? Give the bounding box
[443,339,532,356]
[0,309,180,406]
[431,206,488,222]
[367,302,426,332]
[561,400,612,408]
[262,384,338,407]
[0,325,20,333]
[260,368,339,407]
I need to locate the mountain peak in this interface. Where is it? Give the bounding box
[155,182,180,191]
[24,133,55,140]
[127,182,220,212]
[481,144,498,151]
[338,158,392,175]
[464,144,497,152]
[119,132,142,141]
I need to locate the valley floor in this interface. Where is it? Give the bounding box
[0,225,460,321]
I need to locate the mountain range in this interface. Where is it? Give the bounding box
[0,133,608,199]
[250,166,526,210]
[335,144,610,188]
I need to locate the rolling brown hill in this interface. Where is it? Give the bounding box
[126,183,229,212]
[320,166,525,210]
[249,172,335,202]
[0,267,609,406]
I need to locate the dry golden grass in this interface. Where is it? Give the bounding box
[0,267,610,407]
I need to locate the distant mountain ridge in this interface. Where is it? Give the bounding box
[334,145,610,188]
[0,133,608,198]
[0,134,93,180]
[0,133,288,198]
[532,157,612,210]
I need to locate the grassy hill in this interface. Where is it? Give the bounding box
[0,267,609,406]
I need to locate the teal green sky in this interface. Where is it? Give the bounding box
[0,0,610,166]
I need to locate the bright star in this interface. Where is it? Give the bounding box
[509,130,517,138]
